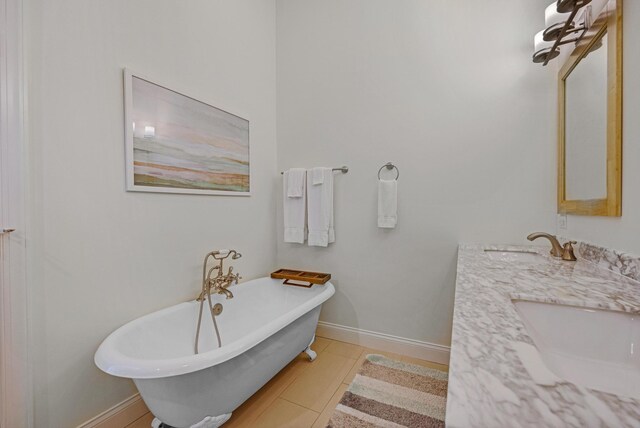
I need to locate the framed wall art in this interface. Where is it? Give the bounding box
[124,69,250,195]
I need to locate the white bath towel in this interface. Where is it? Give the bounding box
[310,167,325,185]
[378,179,397,228]
[307,167,334,247]
[283,169,307,243]
[286,168,306,198]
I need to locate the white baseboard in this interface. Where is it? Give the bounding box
[77,393,148,428]
[316,321,450,365]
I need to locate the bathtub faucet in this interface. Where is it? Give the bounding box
[195,249,242,354]
[197,250,242,301]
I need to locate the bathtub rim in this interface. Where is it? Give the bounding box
[94,277,335,379]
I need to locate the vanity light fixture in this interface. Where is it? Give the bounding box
[543,2,577,41]
[533,31,560,63]
[533,0,592,65]
[556,0,592,13]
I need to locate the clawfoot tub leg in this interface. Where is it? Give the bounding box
[304,335,317,361]
[151,414,232,428]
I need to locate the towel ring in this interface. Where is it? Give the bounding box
[377,162,399,180]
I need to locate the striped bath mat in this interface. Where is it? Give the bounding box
[327,354,448,427]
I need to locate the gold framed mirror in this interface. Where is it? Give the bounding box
[558,0,622,216]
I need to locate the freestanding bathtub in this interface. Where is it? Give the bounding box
[95,277,335,428]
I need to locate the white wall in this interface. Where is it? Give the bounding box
[24,1,277,426]
[276,0,557,347]
[558,0,640,254]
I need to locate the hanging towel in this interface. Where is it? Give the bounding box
[287,168,306,198]
[378,179,397,228]
[283,169,307,243]
[307,167,334,247]
[310,167,325,185]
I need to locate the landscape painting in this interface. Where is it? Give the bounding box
[124,70,250,195]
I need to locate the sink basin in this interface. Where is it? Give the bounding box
[513,299,640,398]
[484,250,546,264]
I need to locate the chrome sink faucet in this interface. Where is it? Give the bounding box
[527,232,577,261]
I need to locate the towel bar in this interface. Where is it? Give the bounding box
[280,166,348,175]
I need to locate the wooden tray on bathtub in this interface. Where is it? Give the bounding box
[270,269,331,288]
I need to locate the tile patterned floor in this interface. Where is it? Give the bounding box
[126,335,448,428]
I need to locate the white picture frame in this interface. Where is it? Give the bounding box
[123,68,251,196]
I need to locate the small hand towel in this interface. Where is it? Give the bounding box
[311,167,325,185]
[286,168,306,198]
[283,169,307,243]
[307,168,334,247]
[378,179,397,228]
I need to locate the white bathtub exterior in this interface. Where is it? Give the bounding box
[95,277,335,427]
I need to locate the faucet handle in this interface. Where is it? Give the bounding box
[231,272,241,284]
[562,241,577,261]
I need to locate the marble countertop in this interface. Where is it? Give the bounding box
[445,244,640,428]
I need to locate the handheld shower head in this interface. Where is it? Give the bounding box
[212,249,241,260]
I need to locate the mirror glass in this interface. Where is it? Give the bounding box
[564,31,608,201]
